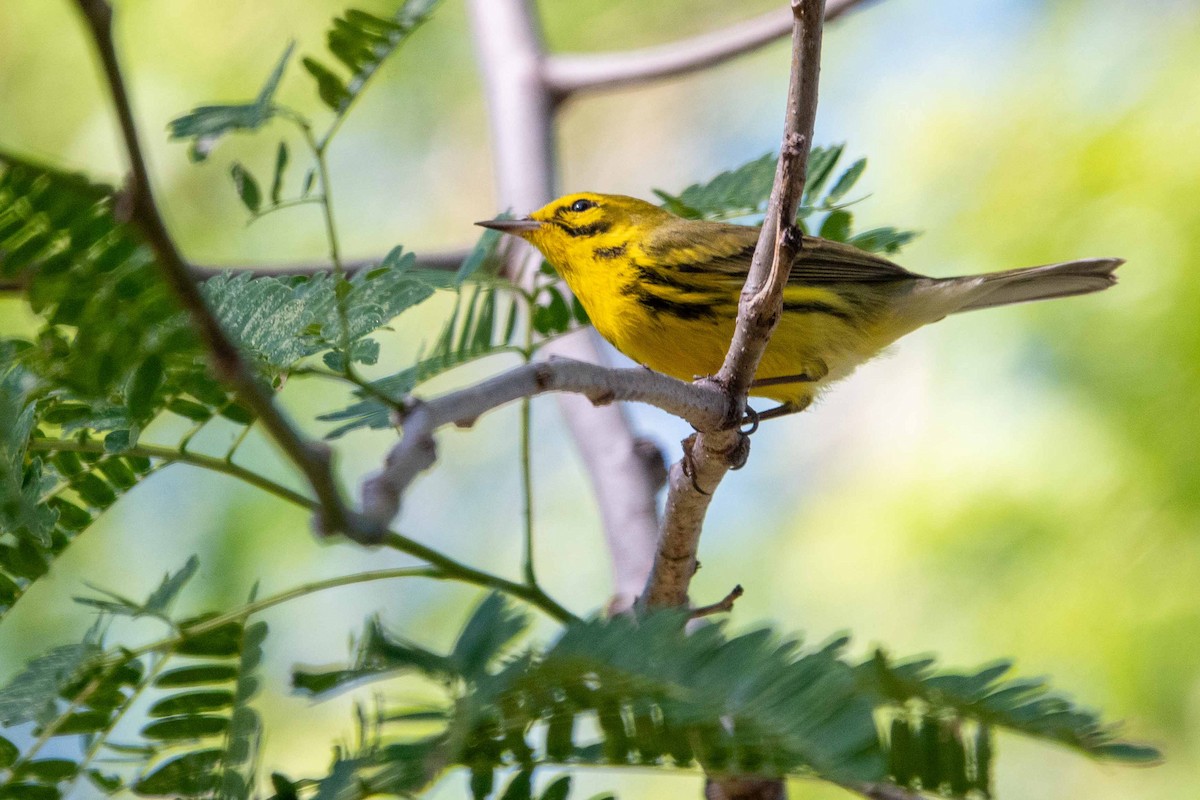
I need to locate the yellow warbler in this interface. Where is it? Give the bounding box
[478,193,1120,415]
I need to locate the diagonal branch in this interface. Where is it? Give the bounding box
[360,358,730,528]
[643,0,827,611]
[72,0,377,542]
[543,0,870,96]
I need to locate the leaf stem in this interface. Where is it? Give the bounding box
[520,321,537,586]
[27,437,576,622]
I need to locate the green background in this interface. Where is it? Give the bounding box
[1,0,1197,797]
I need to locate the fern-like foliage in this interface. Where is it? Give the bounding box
[302,0,442,116]
[288,595,1156,800]
[319,230,590,438]
[862,650,1159,797]
[0,148,442,623]
[202,247,436,374]
[654,146,919,255]
[0,350,162,622]
[0,559,267,799]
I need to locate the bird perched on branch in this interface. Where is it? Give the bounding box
[478,193,1120,418]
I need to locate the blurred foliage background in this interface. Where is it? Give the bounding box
[1,0,1197,798]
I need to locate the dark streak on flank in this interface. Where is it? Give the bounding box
[594,244,626,260]
[621,283,716,321]
[782,300,853,321]
[631,262,705,294]
[674,242,759,274]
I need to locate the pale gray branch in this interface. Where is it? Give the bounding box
[544,0,870,96]
[643,0,827,614]
[360,358,729,527]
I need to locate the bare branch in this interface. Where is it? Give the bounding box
[543,0,871,96]
[73,0,378,542]
[689,584,745,619]
[643,0,827,612]
[360,357,730,527]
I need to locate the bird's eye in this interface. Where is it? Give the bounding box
[570,199,596,213]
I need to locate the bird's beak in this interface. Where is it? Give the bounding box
[475,216,542,235]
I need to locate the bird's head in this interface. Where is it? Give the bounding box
[476,193,672,273]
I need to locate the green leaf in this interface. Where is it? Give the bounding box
[176,617,244,657]
[154,664,239,688]
[539,775,571,800]
[143,555,200,616]
[825,158,866,205]
[531,287,571,335]
[318,282,523,438]
[458,227,503,283]
[133,749,223,796]
[147,690,235,718]
[302,57,351,112]
[499,769,533,800]
[11,759,78,781]
[141,714,230,741]
[848,227,919,255]
[294,616,455,696]
[818,210,852,243]
[803,143,844,200]
[0,735,19,769]
[0,642,101,726]
[201,253,435,372]
[304,0,443,117]
[271,141,289,205]
[86,770,123,793]
[862,650,1162,771]
[167,43,294,160]
[450,592,531,679]
[229,163,262,213]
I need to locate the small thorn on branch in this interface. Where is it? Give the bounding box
[690,584,744,619]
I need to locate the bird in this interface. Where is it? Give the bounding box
[477,193,1120,418]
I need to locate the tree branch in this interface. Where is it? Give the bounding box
[543,0,870,96]
[689,585,744,619]
[72,0,377,542]
[643,0,827,616]
[360,358,730,528]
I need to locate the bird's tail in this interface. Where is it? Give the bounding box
[951,257,1122,313]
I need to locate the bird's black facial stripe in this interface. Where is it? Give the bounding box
[554,220,611,238]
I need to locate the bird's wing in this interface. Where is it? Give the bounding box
[789,237,919,284]
[643,221,919,288]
